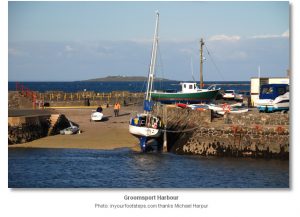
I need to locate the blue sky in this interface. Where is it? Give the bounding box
[8,1,290,81]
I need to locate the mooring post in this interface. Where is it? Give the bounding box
[163,105,168,152]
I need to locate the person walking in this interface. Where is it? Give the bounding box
[114,102,118,117]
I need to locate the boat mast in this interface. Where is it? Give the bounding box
[145,11,159,103]
[200,38,204,88]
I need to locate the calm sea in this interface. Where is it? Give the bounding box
[8,81,250,93]
[8,148,289,188]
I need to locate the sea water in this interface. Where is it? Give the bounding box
[8,148,288,188]
[8,81,250,93]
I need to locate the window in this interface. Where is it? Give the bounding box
[262,88,268,94]
[268,87,274,94]
[189,85,193,89]
[262,87,273,94]
[278,87,286,95]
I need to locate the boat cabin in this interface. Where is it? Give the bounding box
[259,84,289,100]
[250,76,289,106]
[180,82,198,93]
[130,114,161,129]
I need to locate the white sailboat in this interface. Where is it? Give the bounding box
[129,11,163,152]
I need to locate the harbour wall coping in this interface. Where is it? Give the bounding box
[8,91,144,109]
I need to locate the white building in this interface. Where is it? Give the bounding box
[250,77,289,106]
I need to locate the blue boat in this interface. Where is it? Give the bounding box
[256,84,289,112]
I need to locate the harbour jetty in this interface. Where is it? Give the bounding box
[154,105,289,159]
[8,109,71,144]
[8,90,144,108]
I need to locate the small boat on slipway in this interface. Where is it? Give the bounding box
[60,121,80,135]
[90,111,103,121]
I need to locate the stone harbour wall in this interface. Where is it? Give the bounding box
[8,90,144,109]
[154,105,213,125]
[173,125,289,159]
[225,112,289,126]
[158,106,289,159]
[8,121,50,144]
[8,114,71,144]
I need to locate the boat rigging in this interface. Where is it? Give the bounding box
[129,11,163,152]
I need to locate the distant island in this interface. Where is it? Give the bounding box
[82,76,175,82]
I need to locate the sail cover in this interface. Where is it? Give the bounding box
[144,100,154,111]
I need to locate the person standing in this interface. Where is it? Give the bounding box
[117,102,121,116]
[96,105,103,113]
[114,102,118,117]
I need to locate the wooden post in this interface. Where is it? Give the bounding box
[163,105,168,152]
[32,93,36,110]
[200,38,204,89]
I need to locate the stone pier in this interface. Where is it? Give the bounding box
[8,109,71,144]
[154,105,289,159]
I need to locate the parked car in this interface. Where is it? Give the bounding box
[222,90,236,100]
[234,92,243,101]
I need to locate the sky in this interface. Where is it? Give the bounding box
[8,1,290,81]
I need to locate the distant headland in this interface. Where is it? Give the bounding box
[82,76,175,82]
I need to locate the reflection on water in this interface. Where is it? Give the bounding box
[8,148,289,188]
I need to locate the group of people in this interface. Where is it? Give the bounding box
[96,102,121,117]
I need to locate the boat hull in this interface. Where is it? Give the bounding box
[151,90,219,103]
[257,103,289,112]
[256,92,289,112]
[129,125,161,138]
[90,112,103,121]
[217,108,249,115]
